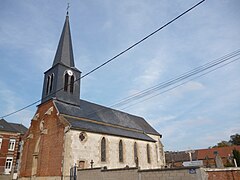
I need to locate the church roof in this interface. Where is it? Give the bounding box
[0,119,27,134]
[52,15,75,67]
[54,99,160,142]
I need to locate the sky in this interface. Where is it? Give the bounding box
[0,0,239,151]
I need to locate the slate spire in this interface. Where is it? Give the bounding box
[52,14,75,67]
[41,13,81,106]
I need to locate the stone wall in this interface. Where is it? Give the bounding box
[205,168,240,180]
[77,167,204,180]
[63,129,164,176]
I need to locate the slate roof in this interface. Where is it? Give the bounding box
[9,123,28,135]
[54,99,160,142]
[0,119,27,134]
[165,151,197,163]
[52,15,75,67]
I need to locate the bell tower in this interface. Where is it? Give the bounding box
[41,14,81,106]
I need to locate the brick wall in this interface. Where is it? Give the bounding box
[19,100,66,178]
[205,168,240,180]
[0,132,21,174]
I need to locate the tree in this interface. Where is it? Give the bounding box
[212,141,231,148]
[232,149,240,166]
[229,134,240,145]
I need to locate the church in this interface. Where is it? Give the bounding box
[19,13,165,180]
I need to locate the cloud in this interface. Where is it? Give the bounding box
[170,81,205,98]
[134,57,165,87]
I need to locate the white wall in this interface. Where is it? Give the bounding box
[63,129,165,176]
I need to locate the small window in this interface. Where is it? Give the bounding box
[119,140,123,162]
[147,144,151,163]
[79,161,85,169]
[46,75,50,95]
[70,75,74,93]
[101,137,106,162]
[8,139,16,151]
[134,142,138,163]
[64,73,69,92]
[0,138,2,150]
[49,73,54,93]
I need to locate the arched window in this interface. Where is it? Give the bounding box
[147,144,151,163]
[70,75,74,93]
[101,137,106,162]
[64,73,69,92]
[119,140,123,162]
[49,73,54,93]
[46,75,50,95]
[134,142,138,164]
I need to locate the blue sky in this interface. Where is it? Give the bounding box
[0,0,239,151]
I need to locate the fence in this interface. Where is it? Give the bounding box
[70,164,77,180]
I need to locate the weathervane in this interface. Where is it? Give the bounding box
[66,2,70,15]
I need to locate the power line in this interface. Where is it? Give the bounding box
[0,0,205,119]
[80,0,206,79]
[120,57,240,110]
[80,49,240,118]
[111,49,240,108]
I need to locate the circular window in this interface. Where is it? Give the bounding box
[79,132,87,142]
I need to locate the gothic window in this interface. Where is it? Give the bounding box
[70,75,74,93]
[49,73,54,93]
[134,142,138,163]
[64,73,69,92]
[147,144,151,163]
[101,137,106,162]
[119,140,123,162]
[46,75,50,95]
[46,74,54,95]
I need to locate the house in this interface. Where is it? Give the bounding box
[197,146,240,167]
[165,150,197,167]
[0,119,27,179]
[19,13,165,180]
[165,146,240,168]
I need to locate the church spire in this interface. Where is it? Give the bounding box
[41,13,81,106]
[52,14,75,67]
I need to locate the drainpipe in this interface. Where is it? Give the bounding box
[62,125,71,180]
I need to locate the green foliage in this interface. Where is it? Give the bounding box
[212,141,231,148]
[224,161,234,167]
[212,133,240,148]
[233,149,240,166]
[230,134,240,145]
